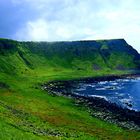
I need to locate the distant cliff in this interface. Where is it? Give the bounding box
[0,38,140,75]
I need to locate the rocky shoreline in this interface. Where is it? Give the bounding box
[42,74,140,131]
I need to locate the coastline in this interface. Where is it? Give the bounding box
[42,74,140,131]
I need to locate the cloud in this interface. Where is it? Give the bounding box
[15,18,92,41]
[15,19,49,41]
[13,0,110,41]
[0,0,140,52]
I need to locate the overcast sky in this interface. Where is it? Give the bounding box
[0,0,140,52]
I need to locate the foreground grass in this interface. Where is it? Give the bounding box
[0,69,140,140]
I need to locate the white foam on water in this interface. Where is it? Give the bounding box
[87,84,96,88]
[117,93,125,97]
[120,98,132,103]
[106,86,116,89]
[120,98,133,107]
[95,87,106,90]
[95,85,121,91]
[76,87,86,91]
[130,79,139,82]
[116,79,122,82]
[98,81,108,85]
[90,95,108,101]
[136,77,140,80]
[110,82,118,86]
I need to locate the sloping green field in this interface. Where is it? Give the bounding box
[0,38,140,139]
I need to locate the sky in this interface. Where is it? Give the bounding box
[0,0,140,52]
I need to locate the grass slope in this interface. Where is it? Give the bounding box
[0,38,140,139]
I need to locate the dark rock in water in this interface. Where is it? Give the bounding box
[124,102,133,107]
[42,75,140,131]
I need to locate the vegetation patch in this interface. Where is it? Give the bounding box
[0,38,140,139]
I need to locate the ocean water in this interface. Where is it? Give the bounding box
[73,77,140,111]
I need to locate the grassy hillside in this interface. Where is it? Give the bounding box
[0,38,140,76]
[0,38,140,140]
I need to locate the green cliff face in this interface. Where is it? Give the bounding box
[0,38,140,75]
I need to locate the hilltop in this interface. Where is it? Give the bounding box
[0,38,140,76]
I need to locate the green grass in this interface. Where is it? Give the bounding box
[0,38,140,139]
[0,70,140,140]
[0,118,42,140]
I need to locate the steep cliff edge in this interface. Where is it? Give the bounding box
[0,38,140,75]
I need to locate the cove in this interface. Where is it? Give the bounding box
[73,77,140,111]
